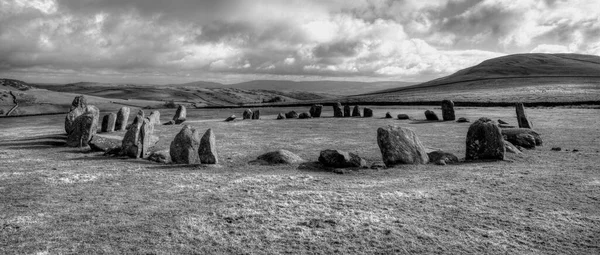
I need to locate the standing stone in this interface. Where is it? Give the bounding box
[148,110,161,125]
[441,100,455,121]
[173,105,186,124]
[352,105,361,117]
[115,107,130,131]
[298,112,312,119]
[285,111,298,119]
[377,126,429,166]
[85,105,100,131]
[66,112,99,147]
[343,105,351,117]
[277,113,286,119]
[170,125,201,164]
[465,117,505,161]
[121,115,144,158]
[425,110,439,121]
[385,112,393,118]
[64,95,88,134]
[309,104,323,118]
[101,113,117,133]
[243,109,253,119]
[318,149,367,168]
[136,109,145,119]
[140,118,155,159]
[252,110,260,120]
[516,103,533,129]
[333,102,343,117]
[198,128,218,164]
[363,108,373,117]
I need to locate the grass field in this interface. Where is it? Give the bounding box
[1,106,599,254]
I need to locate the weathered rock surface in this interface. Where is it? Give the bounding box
[66,111,99,147]
[298,112,312,119]
[333,102,343,117]
[441,100,455,121]
[498,119,509,125]
[427,150,459,165]
[255,150,304,164]
[140,118,156,158]
[243,109,253,119]
[425,110,439,121]
[69,95,88,111]
[465,117,505,160]
[101,113,117,133]
[309,105,323,118]
[501,128,543,147]
[198,128,218,164]
[170,125,201,164]
[343,105,351,117]
[65,95,88,134]
[115,106,130,131]
[121,115,144,158]
[504,140,522,154]
[277,113,285,119]
[516,103,533,129]
[352,105,361,117]
[456,117,470,123]
[252,110,260,120]
[377,126,429,166]
[225,115,236,122]
[89,134,122,152]
[148,111,161,125]
[318,149,367,168]
[363,108,373,117]
[173,105,186,124]
[385,112,393,118]
[397,114,410,120]
[285,111,298,119]
[149,150,171,164]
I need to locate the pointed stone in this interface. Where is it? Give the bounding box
[343,105,351,117]
[516,103,533,129]
[352,105,361,117]
[198,128,218,164]
[385,112,393,118]
[170,125,200,164]
[115,106,130,131]
[173,105,186,124]
[225,115,236,121]
[101,113,117,133]
[425,110,439,121]
[333,102,343,117]
[148,110,161,125]
[465,117,505,161]
[441,100,455,121]
[377,126,429,166]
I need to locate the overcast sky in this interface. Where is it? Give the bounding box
[1,0,599,84]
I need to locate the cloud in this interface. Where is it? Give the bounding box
[0,0,598,84]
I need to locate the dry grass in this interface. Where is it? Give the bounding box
[1,106,599,254]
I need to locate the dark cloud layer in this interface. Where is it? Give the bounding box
[0,0,598,84]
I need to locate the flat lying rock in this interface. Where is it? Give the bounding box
[501,128,542,147]
[170,125,200,164]
[298,112,312,119]
[425,110,439,121]
[277,113,285,119]
[254,149,305,164]
[101,113,117,133]
[225,115,236,122]
[318,149,367,168]
[498,119,509,125]
[285,111,298,119]
[465,117,505,161]
[198,128,218,164]
[333,102,343,117]
[377,126,429,166]
[243,109,253,119]
[310,105,323,118]
[504,140,522,154]
[115,106,130,131]
[427,150,459,165]
[149,150,171,164]
[397,114,410,120]
[89,134,122,152]
[456,117,470,123]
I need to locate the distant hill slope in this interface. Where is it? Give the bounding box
[350,53,600,103]
[221,80,417,96]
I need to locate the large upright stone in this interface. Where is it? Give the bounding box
[140,118,155,158]
[64,95,88,134]
[101,113,117,133]
[363,108,373,117]
[309,104,323,118]
[66,111,99,147]
[121,115,144,158]
[377,126,429,166]
[343,105,351,117]
[425,110,439,121]
[441,100,455,121]
[352,105,361,117]
[515,103,533,129]
[173,105,186,124]
[465,117,505,161]
[170,125,201,164]
[333,102,343,117]
[198,128,218,164]
[243,109,253,119]
[252,110,260,120]
[115,106,130,131]
[148,110,161,125]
